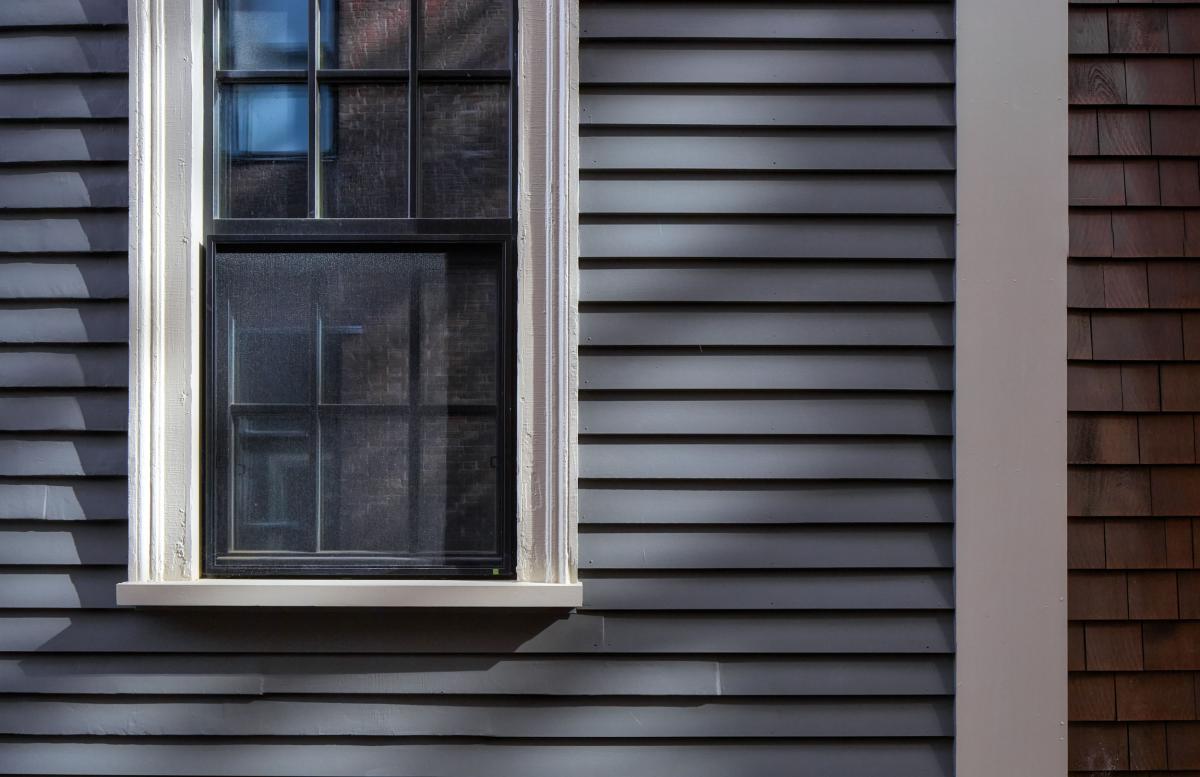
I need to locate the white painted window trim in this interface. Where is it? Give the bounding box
[120,0,581,608]
[955,0,1068,773]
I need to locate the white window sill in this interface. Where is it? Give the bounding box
[117,580,582,608]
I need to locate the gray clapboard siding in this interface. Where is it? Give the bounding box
[580,261,953,302]
[0,347,128,387]
[0,698,953,738]
[581,88,955,127]
[579,483,954,524]
[0,0,127,27]
[580,2,953,41]
[0,521,125,564]
[0,257,128,299]
[0,481,126,520]
[579,396,951,435]
[0,80,127,119]
[0,568,122,608]
[0,612,954,653]
[0,31,127,75]
[0,169,128,209]
[581,571,954,610]
[0,655,954,695]
[581,175,954,215]
[581,306,952,346]
[0,125,129,164]
[581,131,956,171]
[0,303,128,343]
[580,350,952,391]
[579,440,951,480]
[580,526,953,568]
[0,436,126,476]
[580,482,955,525]
[582,43,953,85]
[580,220,954,258]
[0,214,129,252]
[0,392,127,430]
[0,742,953,777]
[0,655,953,696]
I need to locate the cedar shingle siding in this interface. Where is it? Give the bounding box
[0,1,956,774]
[1069,2,1200,773]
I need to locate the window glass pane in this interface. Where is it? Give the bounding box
[320,85,408,218]
[320,412,410,551]
[232,414,316,551]
[218,83,309,218]
[419,84,508,217]
[421,0,509,70]
[212,247,503,571]
[320,0,409,69]
[419,415,498,554]
[220,0,308,70]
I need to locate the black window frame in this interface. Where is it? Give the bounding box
[202,0,519,578]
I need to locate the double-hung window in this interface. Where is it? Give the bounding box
[206,0,515,577]
[118,0,576,605]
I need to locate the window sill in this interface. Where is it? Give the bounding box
[116,580,582,608]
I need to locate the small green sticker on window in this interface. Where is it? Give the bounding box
[492,568,501,576]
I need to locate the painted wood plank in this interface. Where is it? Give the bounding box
[0,569,121,608]
[580,306,952,347]
[0,481,126,520]
[581,131,956,171]
[0,0,127,27]
[581,89,955,127]
[579,396,952,436]
[582,572,954,610]
[0,258,128,299]
[580,483,953,525]
[0,169,127,209]
[580,527,953,569]
[0,303,127,343]
[0,80,127,119]
[0,655,954,695]
[0,125,128,164]
[579,440,951,480]
[580,3,954,41]
[0,521,125,564]
[0,347,128,387]
[0,214,129,251]
[0,741,952,777]
[581,44,954,85]
[0,32,127,75]
[581,261,953,303]
[0,697,953,738]
[581,175,954,215]
[579,350,952,391]
[580,220,954,259]
[0,436,127,476]
[0,392,127,431]
[0,612,953,653]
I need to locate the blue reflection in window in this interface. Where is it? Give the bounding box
[226,85,334,158]
[222,0,308,70]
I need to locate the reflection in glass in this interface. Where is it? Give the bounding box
[320,85,408,218]
[218,84,309,218]
[320,0,409,69]
[320,412,410,551]
[232,414,315,551]
[212,247,503,572]
[420,84,509,217]
[421,0,509,70]
[220,0,308,69]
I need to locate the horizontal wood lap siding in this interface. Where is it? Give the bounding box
[1068,2,1200,775]
[0,2,955,776]
[576,2,955,776]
